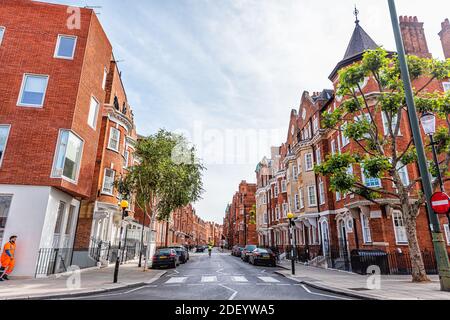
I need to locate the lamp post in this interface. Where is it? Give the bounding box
[388,0,450,291]
[287,213,296,275]
[421,112,450,224]
[113,199,129,284]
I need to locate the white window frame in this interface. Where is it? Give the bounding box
[316,148,321,165]
[17,74,49,108]
[341,122,350,147]
[108,127,120,152]
[307,185,317,207]
[305,153,314,171]
[444,224,450,245]
[299,189,304,209]
[102,168,116,196]
[87,96,100,129]
[392,210,408,244]
[282,203,288,217]
[123,150,129,169]
[281,180,287,193]
[331,139,336,155]
[102,67,108,90]
[336,191,341,202]
[362,169,382,188]
[313,117,319,133]
[442,82,450,93]
[360,212,372,244]
[382,111,401,136]
[0,26,5,46]
[274,184,279,197]
[54,35,77,60]
[51,129,84,183]
[0,125,11,168]
[319,180,325,205]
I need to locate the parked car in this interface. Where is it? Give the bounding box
[232,245,244,257]
[241,245,257,262]
[248,248,277,267]
[196,245,205,253]
[169,246,189,264]
[152,248,180,269]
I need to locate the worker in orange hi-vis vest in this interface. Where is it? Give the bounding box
[0,235,17,281]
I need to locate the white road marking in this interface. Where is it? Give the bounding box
[165,277,188,284]
[201,276,218,283]
[219,284,238,301]
[258,276,280,283]
[231,276,248,282]
[301,284,351,300]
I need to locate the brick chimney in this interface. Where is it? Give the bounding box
[439,18,450,59]
[399,16,432,58]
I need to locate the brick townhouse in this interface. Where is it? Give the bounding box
[225,181,258,247]
[254,14,450,273]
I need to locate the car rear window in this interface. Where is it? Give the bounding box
[157,249,171,255]
[246,245,257,251]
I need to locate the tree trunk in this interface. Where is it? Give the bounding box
[403,209,431,282]
[165,220,169,247]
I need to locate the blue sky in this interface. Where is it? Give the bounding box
[47,0,450,223]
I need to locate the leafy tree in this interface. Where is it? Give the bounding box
[118,129,205,266]
[315,48,450,282]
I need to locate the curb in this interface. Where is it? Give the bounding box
[274,270,380,301]
[6,270,167,301]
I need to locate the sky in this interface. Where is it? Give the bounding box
[46,0,450,224]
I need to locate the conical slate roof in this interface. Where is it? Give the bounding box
[343,22,379,60]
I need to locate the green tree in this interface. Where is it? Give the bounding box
[316,48,450,282]
[119,129,205,265]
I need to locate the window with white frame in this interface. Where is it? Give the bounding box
[444,224,450,245]
[299,189,304,209]
[382,111,401,136]
[102,67,108,90]
[282,203,288,217]
[52,130,83,182]
[397,162,410,186]
[341,122,350,146]
[0,125,11,167]
[319,180,325,205]
[54,35,77,59]
[311,226,318,244]
[123,150,129,168]
[263,212,268,224]
[362,169,382,188]
[360,212,372,243]
[274,184,279,197]
[87,96,99,129]
[331,139,336,155]
[294,194,299,210]
[281,180,287,193]
[17,74,49,107]
[102,168,115,195]
[442,82,450,92]
[392,210,408,244]
[0,195,12,245]
[307,185,317,207]
[275,206,280,220]
[108,127,120,152]
[0,27,5,46]
[316,148,321,165]
[313,117,319,133]
[305,153,314,171]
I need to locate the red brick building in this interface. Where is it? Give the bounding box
[0,0,118,277]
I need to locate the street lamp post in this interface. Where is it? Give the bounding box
[287,213,296,275]
[421,112,450,224]
[388,0,450,291]
[114,200,129,284]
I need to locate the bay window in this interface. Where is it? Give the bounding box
[52,130,83,182]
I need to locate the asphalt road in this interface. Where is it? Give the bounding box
[67,250,352,300]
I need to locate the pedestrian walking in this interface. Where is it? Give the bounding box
[0,236,17,281]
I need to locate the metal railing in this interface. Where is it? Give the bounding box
[35,248,73,277]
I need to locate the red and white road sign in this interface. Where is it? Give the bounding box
[431,192,450,214]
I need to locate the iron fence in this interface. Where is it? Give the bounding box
[35,248,73,277]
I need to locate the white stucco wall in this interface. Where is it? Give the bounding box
[0,185,79,277]
[0,185,51,277]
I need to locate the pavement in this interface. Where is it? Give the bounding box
[0,262,167,300]
[58,249,353,300]
[275,259,450,300]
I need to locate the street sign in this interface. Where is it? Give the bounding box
[431,192,450,214]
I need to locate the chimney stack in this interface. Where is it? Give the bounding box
[439,18,450,59]
[399,16,432,58]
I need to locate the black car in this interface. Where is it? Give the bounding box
[241,245,257,262]
[231,245,244,257]
[196,246,205,253]
[151,248,180,269]
[248,248,277,267]
[169,246,189,264]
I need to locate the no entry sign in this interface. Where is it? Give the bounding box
[431,192,450,214]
